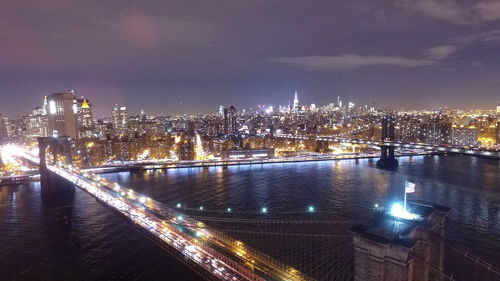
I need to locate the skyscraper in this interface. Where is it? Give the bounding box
[223,107,229,134]
[228,105,238,133]
[0,114,9,142]
[27,106,49,139]
[45,91,78,138]
[77,98,94,138]
[112,105,129,132]
[293,91,299,110]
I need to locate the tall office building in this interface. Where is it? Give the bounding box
[44,91,78,138]
[228,105,238,134]
[77,98,94,138]
[496,121,500,145]
[293,91,299,110]
[223,107,229,134]
[451,127,478,147]
[112,105,129,131]
[424,120,451,145]
[27,106,49,139]
[0,114,9,142]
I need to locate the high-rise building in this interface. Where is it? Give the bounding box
[44,91,78,138]
[0,114,10,142]
[293,91,299,110]
[424,121,451,144]
[112,105,129,132]
[27,106,49,139]
[223,107,229,134]
[496,121,500,145]
[228,105,238,134]
[77,98,94,138]
[451,127,478,147]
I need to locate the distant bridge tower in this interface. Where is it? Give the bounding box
[377,115,398,168]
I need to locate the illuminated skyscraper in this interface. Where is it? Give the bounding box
[27,106,49,138]
[451,127,478,147]
[0,114,9,142]
[77,98,94,138]
[228,105,238,133]
[112,105,129,131]
[293,91,299,110]
[44,91,78,138]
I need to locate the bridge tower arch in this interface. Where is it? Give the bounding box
[37,136,74,194]
[37,137,75,225]
[377,115,399,168]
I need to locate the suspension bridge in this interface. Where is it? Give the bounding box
[3,138,500,281]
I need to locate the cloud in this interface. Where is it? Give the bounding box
[398,0,500,25]
[424,45,458,60]
[272,44,459,71]
[398,0,474,25]
[476,1,500,21]
[271,54,435,71]
[480,29,500,43]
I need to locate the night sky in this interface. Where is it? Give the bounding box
[1,0,500,116]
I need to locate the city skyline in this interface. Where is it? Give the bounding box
[1,0,500,116]
[1,89,500,119]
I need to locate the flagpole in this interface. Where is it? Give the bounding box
[403,180,407,212]
[404,191,407,212]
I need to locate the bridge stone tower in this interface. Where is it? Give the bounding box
[351,201,450,281]
[37,137,75,224]
[377,115,398,168]
[38,136,74,192]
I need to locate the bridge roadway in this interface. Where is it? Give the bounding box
[275,134,500,158]
[9,146,314,281]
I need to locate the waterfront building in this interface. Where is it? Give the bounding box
[424,121,451,145]
[221,148,274,159]
[451,127,478,147]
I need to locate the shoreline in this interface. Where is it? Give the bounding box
[89,152,441,174]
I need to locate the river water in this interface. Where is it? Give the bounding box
[1,155,499,280]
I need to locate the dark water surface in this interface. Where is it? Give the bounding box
[1,155,499,280]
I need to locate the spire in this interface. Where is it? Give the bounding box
[293,91,299,109]
[81,98,90,109]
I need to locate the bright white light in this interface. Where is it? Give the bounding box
[374,203,379,208]
[227,208,231,212]
[261,207,267,213]
[199,206,204,210]
[308,206,315,212]
[390,203,419,220]
[49,100,56,115]
[176,203,182,208]
[139,197,146,203]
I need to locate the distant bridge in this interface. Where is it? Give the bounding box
[275,134,500,159]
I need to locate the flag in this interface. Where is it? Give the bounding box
[405,181,416,193]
